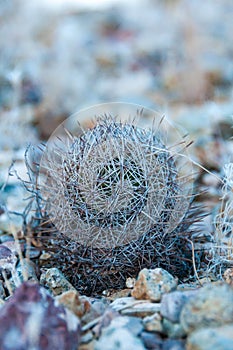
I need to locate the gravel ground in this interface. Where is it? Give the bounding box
[0,0,233,349]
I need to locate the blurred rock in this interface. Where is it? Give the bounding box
[0,281,81,350]
[56,289,91,318]
[186,325,233,350]
[94,326,145,350]
[180,283,233,333]
[111,296,161,317]
[162,339,185,350]
[160,290,197,323]
[143,312,163,332]
[162,318,186,339]
[140,331,163,350]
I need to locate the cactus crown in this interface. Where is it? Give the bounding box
[39,113,192,249]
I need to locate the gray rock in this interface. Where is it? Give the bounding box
[131,268,177,302]
[111,297,161,317]
[162,318,186,339]
[82,297,109,325]
[143,312,163,332]
[162,339,185,350]
[16,258,38,282]
[140,331,163,350]
[186,325,233,350]
[94,327,145,350]
[108,316,143,337]
[160,290,197,323]
[40,267,76,296]
[180,283,233,333]
[81,331,93,344]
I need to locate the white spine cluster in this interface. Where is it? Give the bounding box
[39,116,192,249]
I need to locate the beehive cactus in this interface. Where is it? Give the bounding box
[34,103,200,295]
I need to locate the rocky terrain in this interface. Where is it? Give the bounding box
[0,0,233,349]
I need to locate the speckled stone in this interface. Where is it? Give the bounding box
[94,326,145,350]
[131,268,177,302]
[186,325,233,350]
[180,283,233,333]
[40,267,76,296]
[160,290,197,323]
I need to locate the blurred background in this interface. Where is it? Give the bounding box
[0,0,233,226]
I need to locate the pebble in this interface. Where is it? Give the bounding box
[81,332,94,344]
[26,246,40,259]
[0,281,81,350]
[131,268,177,302]
[106,315,143,337]
[186,324,233,350]
[40,267,76,296]
[94,326,145,350]
[121,302,161,318]
[180,283,233,334]
[160,290,198,323]
[143,312,163,332]
[39,252,52,261]
[16,258,38,282]
[81,298,109,325]
[140,331,163,350]
[162,318,186,339]
[0,244,17,271]
[163,339,185,350]
[56,290,91,318]
[110,297,161,317]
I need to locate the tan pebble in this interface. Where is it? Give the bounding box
[56,290,91,318]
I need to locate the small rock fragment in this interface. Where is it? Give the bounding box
[132,268,177,302]
[110,296,161,317]
[81,298,109,325]
[106,316,143,337]
[94,327,145,350]
[39,252,52,261]
[0,244,17,271]
[56,290,91,318]
[140,331,163,350]
[180,283,233,333]
[40,267,76,296]
[163,339,185,350]
[186,325,233,350]
[162,318,186,339]
[17,258,38,282]
[143,312,163,332]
